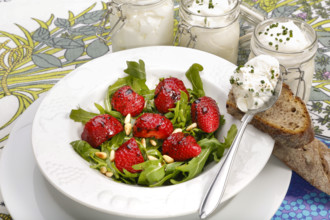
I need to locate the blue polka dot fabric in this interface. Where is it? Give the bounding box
[272,139,330,220]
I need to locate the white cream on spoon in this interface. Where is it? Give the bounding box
[230,55,280,112]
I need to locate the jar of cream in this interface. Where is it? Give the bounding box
[249,17,318,102]
[175,0,240,64]
[99,0,174,52]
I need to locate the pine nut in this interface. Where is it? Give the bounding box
[100,166,107,174]
[141,138,146,148]
[163,155,174,163]
[172,128,182,134]
[150,139,157,146]
[148,155,158,161]
[125,123,132,135]
[186,123,197,131]
[95,152,107,160]
[124,113,131,124]
[105,171,113,178]
[110,150,115,162]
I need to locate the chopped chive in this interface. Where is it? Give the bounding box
[230,77,235,84]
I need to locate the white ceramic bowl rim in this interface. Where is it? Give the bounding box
[32,46,274,218]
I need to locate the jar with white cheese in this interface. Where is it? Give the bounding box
[249,17,318,103]
[103,0,174,52]
[175,0,240,64]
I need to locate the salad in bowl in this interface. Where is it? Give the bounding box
[32,46,274,218]
[69,59,237,187]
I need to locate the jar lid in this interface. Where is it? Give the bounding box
[181,0,239,17]
[114,0,165,6]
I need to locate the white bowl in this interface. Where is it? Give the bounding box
[32,46,274,218]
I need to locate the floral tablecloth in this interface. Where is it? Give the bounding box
[0,0,329,219]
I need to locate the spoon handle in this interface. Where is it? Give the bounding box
[199,113,254,219]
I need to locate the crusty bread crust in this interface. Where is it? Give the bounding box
[273,139,330,195]
[226,84,314,148]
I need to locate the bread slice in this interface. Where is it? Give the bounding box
[226,84,314,148]
[273,138,330,195]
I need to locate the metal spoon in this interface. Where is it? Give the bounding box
[199,71,283,219]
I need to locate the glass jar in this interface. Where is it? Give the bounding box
[100,0,174,52]
[174,0,240,64]
[250,17,318,102]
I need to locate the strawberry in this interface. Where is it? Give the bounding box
[191,96,220,133]
[154,77,189,113]
[111,85,145,117]
[133,113,173,139]
[81,114,123,148]
[162,132,201,161]
[114,138,144,173]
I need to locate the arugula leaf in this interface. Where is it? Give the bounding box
[94,103,105,114]
[150,172,178,187]
[145,165,165,185]
[69,108,98,124]
[167,91,191,128]
[213,124,237,161]
[185,63,205,98]
[70,140,99,162]
[100,132,126,152]
[147,149,163,158]
[104,77,130,113]
[140,89,155,101]
[106,160,121,179]
[107,110,124,121]
[124,59,146,80]
[119,169,138,185]
[70,105,122,125]
[70,140,107,170]
[198,137,223,150]
[133,160,165,185]
[165,162,183,175]
[144,99,157,113]
[104,59,152,111]
[170,147,212,184]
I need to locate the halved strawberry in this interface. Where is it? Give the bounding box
[162,132,201,161]
[191,96,220,133]
[114,138,144,173]
[81,114,123,148]
[154,77,189,113]
[133,113,173,139]
[111,85,145,117]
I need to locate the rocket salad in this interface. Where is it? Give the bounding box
[69,60,237,187]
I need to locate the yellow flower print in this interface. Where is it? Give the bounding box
[259,0,277,13]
